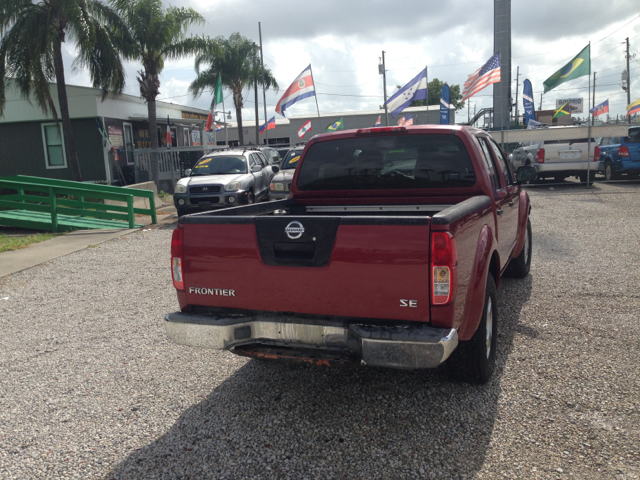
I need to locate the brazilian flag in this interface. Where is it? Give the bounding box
[553,102,571,119]
[543,45,590,93]
[326,117,345,132]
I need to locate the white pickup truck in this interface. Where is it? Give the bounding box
[510,137,598,182]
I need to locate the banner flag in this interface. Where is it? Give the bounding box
[276,65,316,117]
[397,114,413,126]
[260,116,276,135]
[440,84,450,125]
[543,45,590,93]
[298,120,312,138]
[326,117,344,132]
[462,53,501,101]
[553,102,571,119]
[590,100,609,117]
[206,75,223,131]
[374,115,381,126]
[522,79,536,125]
[626,98,640,116]
[384,68,428,118]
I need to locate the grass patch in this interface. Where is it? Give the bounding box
[0,232,60,253]
[158,190,172,202]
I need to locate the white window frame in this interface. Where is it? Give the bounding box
[41,122,68,169]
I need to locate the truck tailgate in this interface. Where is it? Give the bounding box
[181,216,431,322]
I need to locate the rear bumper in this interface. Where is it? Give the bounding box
[165,311,458,369]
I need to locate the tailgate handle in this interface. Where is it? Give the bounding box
[273,242,315,260]
[497,208,504,215]
[509,201,515,207]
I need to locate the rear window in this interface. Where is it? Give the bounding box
[296,134,476,190]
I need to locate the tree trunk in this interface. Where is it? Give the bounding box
[254,79,260,145]
[234,89,244,146]
[148,97,159,187]
[53,39,82,182]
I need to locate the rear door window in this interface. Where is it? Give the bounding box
[487,138,514,186]
[296,134,476,190]
[476,137,500,191]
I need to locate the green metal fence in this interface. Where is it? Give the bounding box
[0,175,157,232]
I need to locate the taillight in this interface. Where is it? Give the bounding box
[356,126,407,135]
[431,232,457,305]
[171,226,184,291]
[618,145,630,157]
[536,148,545,163]
[594,146,601,162]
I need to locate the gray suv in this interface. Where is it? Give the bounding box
[173,148,279,217]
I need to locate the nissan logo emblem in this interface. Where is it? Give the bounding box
[202,187,209,191]
[285,221,304,239]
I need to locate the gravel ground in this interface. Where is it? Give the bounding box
[0,182,639,479]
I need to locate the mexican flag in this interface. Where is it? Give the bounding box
[205,75,223,131]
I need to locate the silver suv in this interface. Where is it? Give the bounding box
[173,148,279,216]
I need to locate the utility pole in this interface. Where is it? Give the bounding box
[539,93,543,111]
[468,101,470,123]
[626,37,631,106]
[592,72,596,125]
[380,51,389,126]
[259,23,268,145]
[514,66,520,126]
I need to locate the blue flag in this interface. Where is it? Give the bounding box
[440,84,450,125]
[384,68,428,118]
[523,79,535,126]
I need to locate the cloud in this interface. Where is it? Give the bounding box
[58,0,640,120]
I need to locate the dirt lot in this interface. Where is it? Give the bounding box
[0,182,638,479]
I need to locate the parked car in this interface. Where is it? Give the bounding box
[597,126,640,180]
[269,147,304,200]
[258,147,282,165]
[510,135,598,182]
[173,149,279,217]
[276,147,291,159]
[166,125,537,384]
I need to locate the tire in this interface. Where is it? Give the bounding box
[246,191,255,204]
[604,161,613,181]
[447,275,498,384]
[578,173,588,183]
[504,218,532,279]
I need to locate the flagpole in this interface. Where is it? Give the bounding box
[309,64,321,118]
[259,22,269,146]
[223,95,229,148]
[587,41,592,187]
[425,65,429,125]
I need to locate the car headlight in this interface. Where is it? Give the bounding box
[274,183,284,191]
[225,182,241,192]
[175,184,187,194]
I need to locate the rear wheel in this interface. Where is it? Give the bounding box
[504,218,532,279]
[447,275,498,384]
[605,161,613,181]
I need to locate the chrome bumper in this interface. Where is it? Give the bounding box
[165,311,458,369]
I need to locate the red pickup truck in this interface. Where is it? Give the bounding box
[166,125,536,383]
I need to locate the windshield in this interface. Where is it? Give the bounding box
[281,150,303,170]
[296,134,476,190]
[191,156,247,175]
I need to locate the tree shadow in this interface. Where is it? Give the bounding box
[109,277,532,479]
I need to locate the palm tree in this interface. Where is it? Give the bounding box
[189,33,278,147]
[0,0,128,181]
[110,0,207,186]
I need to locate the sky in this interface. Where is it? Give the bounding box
[61,0,640,125]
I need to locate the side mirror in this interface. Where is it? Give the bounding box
[271,165,280,174]
[184,169,192,177]
[251,164,262,173]
[516,165,537,184]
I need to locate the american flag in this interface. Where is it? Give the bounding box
[462,53,501,101]
[397,114,413,126]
